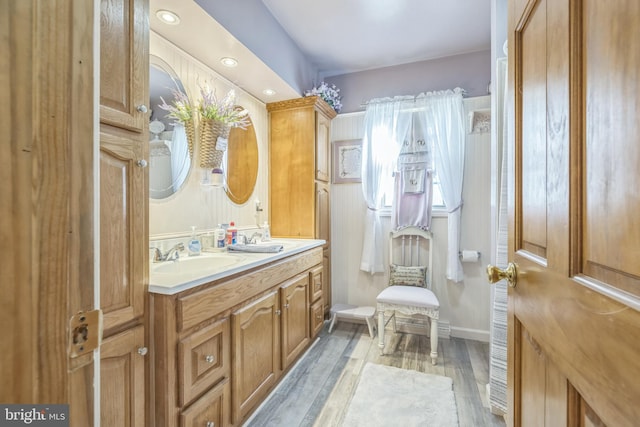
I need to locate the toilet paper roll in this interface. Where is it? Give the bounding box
[460,250,480,262]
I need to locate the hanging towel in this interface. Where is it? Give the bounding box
[392,154,433,230]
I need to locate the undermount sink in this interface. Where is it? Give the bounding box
[151,253,245,275]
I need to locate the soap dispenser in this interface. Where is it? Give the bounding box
[188,226,202,256]
[262,221,271,241]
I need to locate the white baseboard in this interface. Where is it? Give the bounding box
[450,326,490,342]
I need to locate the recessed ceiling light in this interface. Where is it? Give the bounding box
[156,10,180,25]
[220,57,238,67]
[263,89,276,96]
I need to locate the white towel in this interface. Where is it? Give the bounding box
[402,168,426,193]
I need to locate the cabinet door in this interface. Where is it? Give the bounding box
[100,129,147,333]
[101,326,146,427]
[315,112,331,182]
[310,300,324,338]
[231,291,280,424]
[100,0,149,132]
[180,379,230,427]
[309,265,324,304]
[323,247,331,315]
[315,181,330,242]
[280,274,310,369]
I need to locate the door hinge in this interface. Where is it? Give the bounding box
[69,309,102,358]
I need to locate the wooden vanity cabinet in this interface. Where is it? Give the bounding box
[99,0,149,425]
[152,247,323,427]
[267,96,336,316]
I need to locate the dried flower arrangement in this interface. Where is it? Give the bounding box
[305,81,342,113]
[198,85,251,129]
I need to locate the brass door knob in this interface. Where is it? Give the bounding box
[487,262,518,288]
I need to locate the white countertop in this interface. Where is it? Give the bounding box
[148,238,325,295]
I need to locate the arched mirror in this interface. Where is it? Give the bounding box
[148,55,192,199]
[225,108,258,204]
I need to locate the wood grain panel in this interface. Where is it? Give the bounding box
[519,329,545,426]
[582,0,640,291]
[519,0,548,259]
[101,326,145,427]
[309,265,324,304]
[100,0,149,132]
[269,107,316,238]
[179,379,230,427]
[315,182,331,242]
[231,291,281,423]
[280,274,310,369]
[512,258,640,426]
[316,113,331,182]
[1,1,95,420]
[178,318,230,407]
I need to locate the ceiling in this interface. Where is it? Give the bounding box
[149,0,491,103]
[262,0,492,77]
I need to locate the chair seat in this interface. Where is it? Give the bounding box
[376,285,439,309]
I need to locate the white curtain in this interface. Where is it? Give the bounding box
[417,88,466,282]
[360,96,414,274]
[170,123,191,191]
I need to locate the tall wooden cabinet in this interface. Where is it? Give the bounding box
[99,0,149,425]
[267,96,336,316]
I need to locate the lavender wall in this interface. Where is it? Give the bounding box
[324,50,491,113]
[194,0,317,96]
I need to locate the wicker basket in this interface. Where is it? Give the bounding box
[184,119,195,157]
[199,118,230,169]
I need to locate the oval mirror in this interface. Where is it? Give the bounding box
[148,55,192,199]
[225,108,258,204]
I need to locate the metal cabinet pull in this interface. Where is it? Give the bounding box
[136,104,148,113]
[136,159,148,168]
[137,347,148,356]
[205,355,215,363]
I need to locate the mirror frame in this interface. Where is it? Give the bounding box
[149,54,193,200]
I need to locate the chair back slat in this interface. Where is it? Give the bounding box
[390,227,433,289]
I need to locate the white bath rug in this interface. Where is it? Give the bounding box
[342,363,459,427]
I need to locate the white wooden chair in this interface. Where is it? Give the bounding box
[376,226,440,364]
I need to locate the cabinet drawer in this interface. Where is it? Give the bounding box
[180,378,230,427]
[309,265,323,303]
[310,300,324,337]
[178,319,230,406]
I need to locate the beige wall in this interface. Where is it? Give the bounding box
[330,96,492,341]
[149,31,269,237]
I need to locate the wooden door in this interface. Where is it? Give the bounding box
[507,0,640,426]
[99,0,149,334]
[280,274,310,369]
[1,1,95,425]
[315,111,331,182]
[231,290,281,424]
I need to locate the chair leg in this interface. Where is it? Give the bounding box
[378,310,385,355]
[430,318,438,365]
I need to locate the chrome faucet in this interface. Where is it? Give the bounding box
[151,242,185,262]
[248,232,263,244]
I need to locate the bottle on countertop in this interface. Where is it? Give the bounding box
[262,221,271,241]
[188,226,201,256]
[226,221,238,246]
[214,224,226,249]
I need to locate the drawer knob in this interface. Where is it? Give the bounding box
[136,104,148,113]
[137,347,148,356]
[206,422,215,427]
[204,355,215,364]
[136,159,148,168]
[276,309,281,316]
